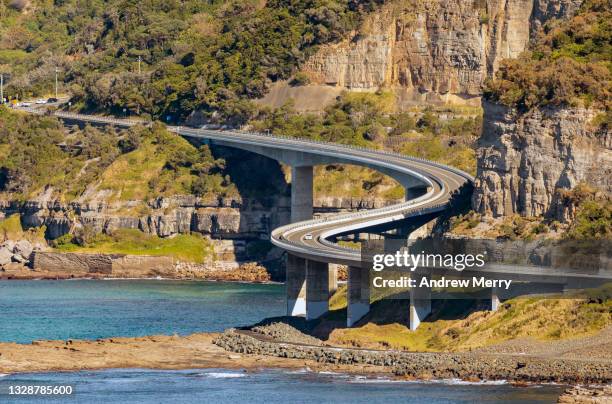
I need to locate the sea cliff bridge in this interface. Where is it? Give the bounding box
[19,107,612,330]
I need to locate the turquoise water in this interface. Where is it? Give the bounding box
[0,280,284,343]
[0,280,566,402]
[0,369,564,403]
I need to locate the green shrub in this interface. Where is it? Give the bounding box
[566,199,612,240]
[290,72,311,86]
[484,0,611,110]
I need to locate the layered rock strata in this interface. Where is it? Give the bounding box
[300,0,581,107]
[473,103,611,218]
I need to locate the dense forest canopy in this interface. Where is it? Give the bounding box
[0,0,385,121]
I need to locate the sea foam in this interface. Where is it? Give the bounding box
[200,372,247,379]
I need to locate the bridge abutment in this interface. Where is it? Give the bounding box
[410,273,432,330]
[306,260,330,320]
[347,266,370,327]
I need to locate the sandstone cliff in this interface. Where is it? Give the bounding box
[0,195,399,240]
[295,0,580,108]
[472,102,611,219]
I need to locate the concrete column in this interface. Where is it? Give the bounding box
[291,166,313,223]
[328,264,339,297]
[286,254,306,316]
[490,287,500,311]
[409,273,431,331]
[306,260,329,320]
[347,266,370,327]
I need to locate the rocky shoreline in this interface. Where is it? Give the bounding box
[214,329,612,385]
[0,333,386,377]
[0,238,273,282]
[0,262,272,282]
[557,386,612,403]
[1,329,609,404]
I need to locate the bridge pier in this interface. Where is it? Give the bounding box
[291,166,313,222]
[490,287,500,311]
[286,254,307,316]
[347,266,370,327]
[409,273,431,330]
[286,165,314,316]
[329,264,339,296]
[306,260,330,320]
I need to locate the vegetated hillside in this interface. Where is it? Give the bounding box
[250,92,481,177]
[1,0,483,178]
[484,0,610,114]
[0,107,229,202]
[0,0,385,122]
[0,107,409,204]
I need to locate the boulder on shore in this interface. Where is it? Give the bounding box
[13,239,33,261]
[0,247,12,266]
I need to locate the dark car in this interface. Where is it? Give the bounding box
[47,97,58,103]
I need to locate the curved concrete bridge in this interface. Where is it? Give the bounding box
[21,109,612,330]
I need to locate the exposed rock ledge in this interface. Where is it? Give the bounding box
[0,334,339,375]
[2,252,270,282]
[557,386,612,403]
[0,195,398,240]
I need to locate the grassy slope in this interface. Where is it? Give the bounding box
[0,214,46,243]
[323,285,612,352]
[97,141,167,202]
[314,165,404,200]
[55,229,214,263]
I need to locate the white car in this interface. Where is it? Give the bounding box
[304,233,313,240]
[35,99,46,104]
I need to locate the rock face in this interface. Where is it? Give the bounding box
[0,195,292,240]
[31,252,117,274]
[0,195,397,241]
[301,0,580,107]
[472,102,612,218]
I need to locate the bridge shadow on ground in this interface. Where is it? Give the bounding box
[243,288,493,345]
[432,180,474,234]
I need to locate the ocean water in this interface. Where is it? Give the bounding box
[0,369,564,403]
[0,280,566,402]
[0,280,284,343]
